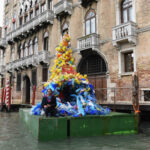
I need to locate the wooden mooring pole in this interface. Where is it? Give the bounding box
[132,73,140,132]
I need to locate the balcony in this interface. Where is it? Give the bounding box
[112,21,137,47]
[54,0,73,17]
[7,10,54,43]
[0,38,6,49]
[6,51,50,72]
[77,33,100,51]
[38,50,50,64]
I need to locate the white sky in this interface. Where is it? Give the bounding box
[0,0,4,27]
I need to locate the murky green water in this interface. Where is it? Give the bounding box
[0,112,150,150]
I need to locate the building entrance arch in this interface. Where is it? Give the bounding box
[23,75,30,104]
[77,50,108,102]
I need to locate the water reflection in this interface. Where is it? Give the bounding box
[0,112,150,150]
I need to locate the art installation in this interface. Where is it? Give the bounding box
[31,33,110,117]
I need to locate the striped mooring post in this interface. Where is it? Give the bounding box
[5,79,11,111]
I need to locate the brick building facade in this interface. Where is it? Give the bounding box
[0,0,150,106]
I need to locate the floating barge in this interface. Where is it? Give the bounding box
[19,109,138,142]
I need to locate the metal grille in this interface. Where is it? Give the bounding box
[79,54,107,75]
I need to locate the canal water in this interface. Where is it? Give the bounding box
[0,112,150,150]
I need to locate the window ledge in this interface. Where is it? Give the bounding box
[120,72,133,76]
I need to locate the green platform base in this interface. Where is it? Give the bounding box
[19,109,138,142]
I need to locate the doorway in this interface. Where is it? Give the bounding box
[23,75,31,104]
[78,50,108,102]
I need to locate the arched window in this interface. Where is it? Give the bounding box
[30,0,33,8]
[35,0,39,16]
[20,9,22,16]
[23,42,28,57]
[25,5,28,12]
[121,0,133,23]
[10,46,15,61]
[43,32,49,51]
[48,0,52,10]
[85,9,96,35]
[19,9,23,26]
[33,37,38,54]
[18,44,22,59]
[28,40,33,55]
[62,22,69,36]
[41,1,46,13]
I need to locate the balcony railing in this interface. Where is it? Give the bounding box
[0,38,6,49]
[6,50,50,72]
[112,21,137,47]
[54,0,73,16]
[6,10,54,42]
[77,33,100,51]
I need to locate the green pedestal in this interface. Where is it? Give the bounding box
[70,113,138,137]
[19,109,67,141]
[19,109,138,142]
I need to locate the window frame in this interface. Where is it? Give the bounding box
[85,9,96,35]
[124,51,134,73]
[121,0,133,23]
[118,47,136,76]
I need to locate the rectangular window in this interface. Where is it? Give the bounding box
[19,17,23,26]
[42,67,48,82]
[1,78,5,88]
[124,51,134,72]
[32,69,37,86]
[16,73,21,91]
[144,91,150,102]
[44,38,48,51]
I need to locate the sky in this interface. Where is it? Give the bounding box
[0,0,4,27]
